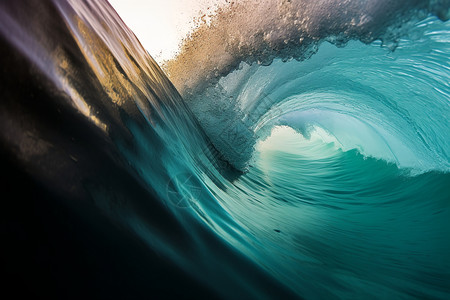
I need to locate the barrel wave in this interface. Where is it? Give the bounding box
[1,0,449,299]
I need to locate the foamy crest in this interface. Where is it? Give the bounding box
[166,0,448,96]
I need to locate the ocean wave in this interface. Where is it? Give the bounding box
[166,1,450,172]
[1,0,450,299]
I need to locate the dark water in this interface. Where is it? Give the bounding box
[1,0,449,299]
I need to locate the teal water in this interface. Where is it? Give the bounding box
[1,0,449,298]
[205,126,450,298]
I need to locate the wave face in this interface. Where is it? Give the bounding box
[1,0,450,299]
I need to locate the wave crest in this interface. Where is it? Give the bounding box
[166,0,449,96]
[165,1,449,171]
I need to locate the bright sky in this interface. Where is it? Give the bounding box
[108,0,223,63]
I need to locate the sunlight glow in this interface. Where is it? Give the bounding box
[108,0,224,63]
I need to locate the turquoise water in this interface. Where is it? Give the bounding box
[207,126,450,298]
[1,0,449,298]
[163,14,450,298]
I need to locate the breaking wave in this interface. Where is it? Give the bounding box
[1,0,449,299]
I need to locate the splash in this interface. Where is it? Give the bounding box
[166,0,449,95]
